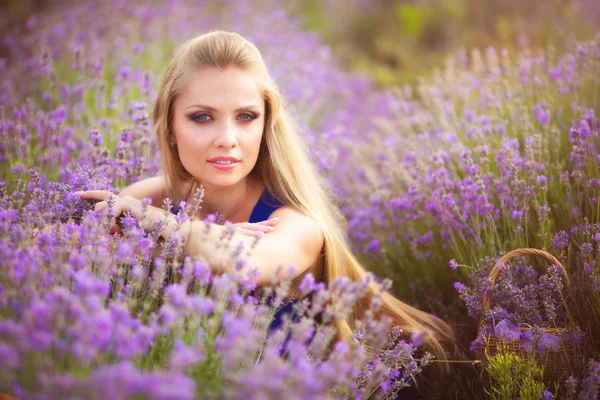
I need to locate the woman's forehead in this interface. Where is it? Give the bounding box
[176,67,264,111]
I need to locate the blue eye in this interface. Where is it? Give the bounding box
[239,113,256,121]
[190,112,258,123]
[191,113,211,123]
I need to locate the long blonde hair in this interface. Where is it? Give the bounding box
[151,30,455,361]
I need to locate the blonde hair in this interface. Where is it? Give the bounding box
[152,30,455,362]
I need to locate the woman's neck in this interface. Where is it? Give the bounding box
[194,174,264,223]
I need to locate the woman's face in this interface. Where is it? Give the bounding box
[172,67,265,189]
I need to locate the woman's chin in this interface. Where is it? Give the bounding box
[187,164,254,189]
[198,175,246,189]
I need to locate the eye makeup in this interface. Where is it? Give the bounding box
[189,112,260,123]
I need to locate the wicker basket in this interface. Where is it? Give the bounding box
[474,248,575,381]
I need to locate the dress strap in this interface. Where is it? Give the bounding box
[249,189,283,223]
[170,183,194,214]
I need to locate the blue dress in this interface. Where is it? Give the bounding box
[246,189,305,335]
[171,186,303,334]
[246,189,317,356]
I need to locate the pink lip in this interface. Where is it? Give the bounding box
[207,156,240,162]
[208,160,239,171]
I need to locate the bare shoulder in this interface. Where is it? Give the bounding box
[118,175,168,207]
[267,206,324,250]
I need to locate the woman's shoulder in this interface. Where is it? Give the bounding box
[257,188,311,220]
[264,206,325,254]
[258,189,323,240]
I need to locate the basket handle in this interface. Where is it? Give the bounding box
[482,248,571,312]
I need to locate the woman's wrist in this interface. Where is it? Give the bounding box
[158,214,198,256]
[158,213,182,240]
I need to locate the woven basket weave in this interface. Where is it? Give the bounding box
[474,248,575,381]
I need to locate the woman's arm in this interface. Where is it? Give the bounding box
[71,188,281,264]
[118,175,169,207]
[164,206,324,286]
[117,176,169,259]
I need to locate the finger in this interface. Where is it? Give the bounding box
[240,227,273,235]
[241,223,275,232]
[257,218,279,226]
[95,199,124,220]
[109,220,121,235]
[258,225,275,232]
[94,200,107,213]
[236,228,255,236]
[237,228,265,237]
[75,190,115,201]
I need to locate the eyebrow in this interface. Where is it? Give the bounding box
[185,104,261,112]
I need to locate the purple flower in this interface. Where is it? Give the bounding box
[579,360,600,400]
[169,339,204,372]
[449,259,458,271]
[364,238,380,254]
[552,231,570,249]
[410,330,429,348]
[536,175,548,192]
[533,101,551,125]
[542,390,554,400]
[298,272,325,296]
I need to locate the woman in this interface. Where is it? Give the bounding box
[76,30,454,361]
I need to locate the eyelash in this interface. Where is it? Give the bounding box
[191,112,258,123]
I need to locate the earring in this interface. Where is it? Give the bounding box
[169,138,176,147]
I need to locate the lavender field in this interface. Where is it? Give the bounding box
[1,0,600,399]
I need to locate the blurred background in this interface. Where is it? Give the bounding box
[292,0,600,87]
[2,0,600,88]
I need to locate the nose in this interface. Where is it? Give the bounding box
[214,120,238,149]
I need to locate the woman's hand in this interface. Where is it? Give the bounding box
[74,189,279,237]
[231,218,279,236]
[74,190,167,234]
